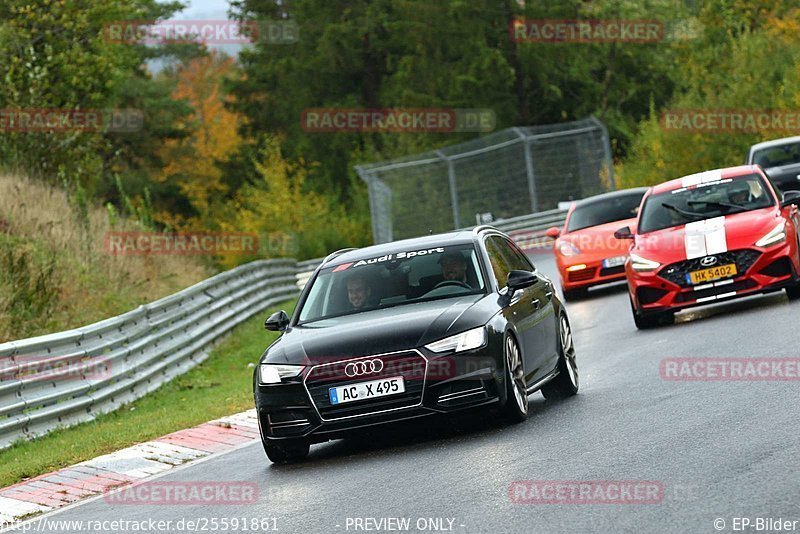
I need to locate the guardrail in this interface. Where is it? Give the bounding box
[494,207,569,252]
[0,259,299,450]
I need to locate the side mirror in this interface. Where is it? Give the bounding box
[614,226,634,240]
[781,190,800,208]
[265,310,289,332]
[506,270,537,291]
[544,227,561,239]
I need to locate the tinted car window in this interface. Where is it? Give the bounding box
[298,244,486,323]
[485,236,516,287]
[638,173,774,234]
[566,191,646,233]
[503,238,534,271]
[752,143,800,168]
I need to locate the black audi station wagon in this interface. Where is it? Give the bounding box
[254,227,579,463]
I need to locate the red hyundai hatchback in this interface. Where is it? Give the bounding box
[616,165,800,329]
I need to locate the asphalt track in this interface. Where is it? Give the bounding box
[18,252,800,534]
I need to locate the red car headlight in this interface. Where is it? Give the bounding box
[558,241,581,257]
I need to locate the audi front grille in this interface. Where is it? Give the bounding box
[303,351,428,421]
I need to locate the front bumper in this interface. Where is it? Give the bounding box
[628,244,799,314]
[254,344,505,443]
[558,258,627,291]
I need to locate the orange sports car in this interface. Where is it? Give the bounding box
[546,188,648,300]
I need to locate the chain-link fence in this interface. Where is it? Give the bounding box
[356,116,614,244]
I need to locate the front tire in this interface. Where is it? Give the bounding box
[263,438,310,464]
[786,284,800,301]
[501,334,528,423]
[541,314,579,400]
[630,296,674,329]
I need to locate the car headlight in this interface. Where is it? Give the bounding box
[557,241,581,257]
[425,326,487,353]
[755,222,787,248]
[259,364,305,384]
[630,252,661,272]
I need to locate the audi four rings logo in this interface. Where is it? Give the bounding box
[700,256,718,267]
[344,359,384,377]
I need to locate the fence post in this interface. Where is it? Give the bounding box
[514,127,539,213]
[590,116,616,190]
[356,166,383,243]
[437,150,460,230]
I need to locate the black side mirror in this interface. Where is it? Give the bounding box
[507,270,537,292]
[265,310,289,332]
[781,190,800,208]
[614,226,634,240]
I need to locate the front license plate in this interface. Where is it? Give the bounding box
[329,376,405,405]
[602,255,627,268]
[686,264,738,285]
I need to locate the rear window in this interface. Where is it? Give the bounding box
[297,245,486,324]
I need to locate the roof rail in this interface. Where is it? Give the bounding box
[472,225,500,235]
[322,247,358,264]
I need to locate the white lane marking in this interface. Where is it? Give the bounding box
[0,439,262,532]
[0,497,51,520]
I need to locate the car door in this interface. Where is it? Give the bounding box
[499,237,559,382]
[484,236,540,384]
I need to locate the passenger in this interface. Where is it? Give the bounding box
[346,274,374,310]
[439,251,470,286]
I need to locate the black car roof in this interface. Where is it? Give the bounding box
[323,230,483,267]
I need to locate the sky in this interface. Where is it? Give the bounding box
[174,0,232,21]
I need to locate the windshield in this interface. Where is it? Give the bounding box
[566,191,645,233]
[752,142,800,168]
[638,173,774,234]
[297,245,486,324]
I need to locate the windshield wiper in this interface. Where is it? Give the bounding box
[687,200,747,213]
[661,202,706,221]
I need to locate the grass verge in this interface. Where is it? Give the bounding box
[0,299,295,488]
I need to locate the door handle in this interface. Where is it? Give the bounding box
[545,290,554,298]
[532,298,541,310]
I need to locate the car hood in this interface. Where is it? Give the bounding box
[764,163,800,191]
[559,218,637,258]
[261,294,493,364]
[633,208,782,263]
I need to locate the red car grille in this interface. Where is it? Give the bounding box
[568,268,597,282]
[659,249,761,288]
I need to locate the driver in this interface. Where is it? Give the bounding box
[728,181,752,205]
[346,274,374,310]
[439,251,470,286]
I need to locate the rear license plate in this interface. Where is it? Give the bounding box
[329,376,405,405]
[686,264,738,285]
[602,255,627,268]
